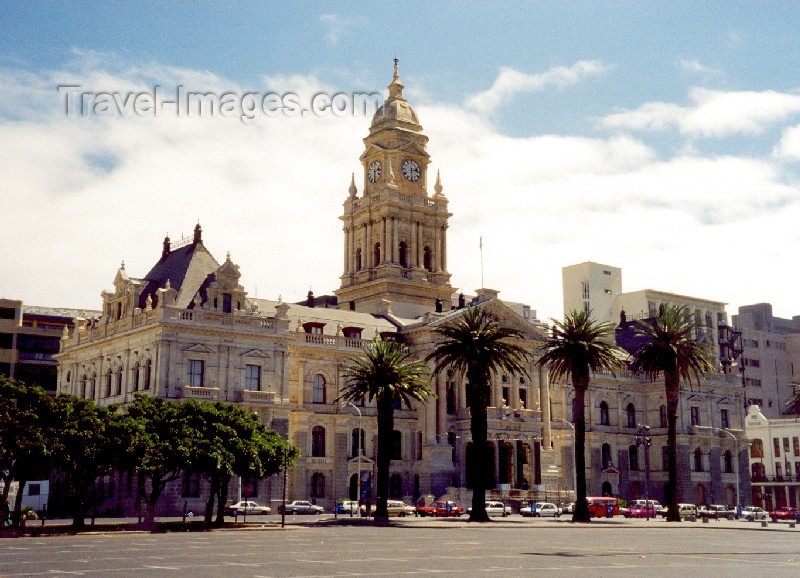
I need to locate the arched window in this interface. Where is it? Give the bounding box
[115,366,123,396]
[81,375,87,398]
[599,401,609,425]
[311,473,325,498]
[659,405,667,428]
[602,443,612,469]
[312,374,326,404]
[693,448,703,472]
[87,374,95,399]
[750,438,764,458]
[399,241,408,268]
[723,450,733,473]
[629,445,639,471]
[355,248,362,272]
[105,368,113,398]
[143,359,152,390]
[351,428,364,458]
[390,474,403,498]
[391,430,402,460]
[423,246,432,272]
[626,403,636,428]
[132,362,140,392]
[312,426,326,457]
[374,242,381,267]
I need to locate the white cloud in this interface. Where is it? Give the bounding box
[319,13,365,45]
[465,60,610,115]
[601,88,800,137]
[774,123,800,160]
[679,58,723,78]
[3,53,800,325]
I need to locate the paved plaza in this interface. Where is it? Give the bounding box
[2,516,799,577]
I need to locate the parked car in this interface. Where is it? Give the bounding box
[560,502,575,514]
[522,502,560,517]
[519,503,539,517]
[742,506,768,521]
[700,504,735,520]
[386,500,417,517]
[628,503,660,518]
[277,500,324,515]
[467,501,510,517]
[226,501,271,515]
[769,506,800,522]
[417,500,464,517]
[659,503,698,519]
[335,500,360,515]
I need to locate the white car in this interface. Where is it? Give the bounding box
[279,500,324,515]
[742,506,768,521]
[521,502,560,517]
[467,501,510,517]
[226,501,271,515]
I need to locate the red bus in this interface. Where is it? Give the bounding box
[586,497,619,518]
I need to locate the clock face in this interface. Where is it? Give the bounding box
[402,159,421,182]
[367,160,381,183]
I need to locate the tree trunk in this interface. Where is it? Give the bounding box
[215,475,230,527]
[572,379,592,522]
[374,395,394,522]
[467,368,490,522]
[11,478,26,529]
[665,371,681,522]
[204,472,218,527]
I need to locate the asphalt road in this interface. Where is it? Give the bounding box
[2,516,800,577]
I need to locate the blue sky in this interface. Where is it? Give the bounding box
[3,1,800,322]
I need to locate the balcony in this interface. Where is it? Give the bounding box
[751,474,800,484]
[239,390,277,404]
[183,386,220,400]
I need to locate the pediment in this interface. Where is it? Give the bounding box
[182,343,214,354]
[717,397,732,405]
[685,394,703,402]
[348,455,375,466]
[602,467,620,475]
[241,349,271,359]
[216,259,241,279]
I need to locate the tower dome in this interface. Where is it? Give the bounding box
[369,60,422,133]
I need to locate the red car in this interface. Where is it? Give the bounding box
[628,504,660,518]
[417,500,464,517]
[769,507,800,522]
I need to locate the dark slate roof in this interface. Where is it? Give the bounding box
[22,305,101,321]
[138,241,219,309]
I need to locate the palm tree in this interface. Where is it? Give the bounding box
[427,306,530,522]
[537,310,625,522]
[338,339,433,522]
[630,304,714,522]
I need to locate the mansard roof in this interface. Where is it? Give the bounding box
[138,240,220,310]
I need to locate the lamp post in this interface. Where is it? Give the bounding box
[347,402,362,514]
[554,418,577,502]
[636,424,652,520]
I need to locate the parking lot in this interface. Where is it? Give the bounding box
[2,514,800,577]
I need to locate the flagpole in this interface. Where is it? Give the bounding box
[480,236,484,289]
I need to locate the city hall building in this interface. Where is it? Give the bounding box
[54,64,748,515]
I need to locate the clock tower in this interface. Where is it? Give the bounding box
[336,61,453,318]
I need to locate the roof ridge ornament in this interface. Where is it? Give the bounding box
[387,57,405,102]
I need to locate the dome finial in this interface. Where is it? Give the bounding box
[349,172,357,197]
[434,169,443,195]
[387,56,404,102]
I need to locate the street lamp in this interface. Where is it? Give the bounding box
[635,424,652,520]
[346,402,362,514]
[553,418,577,502]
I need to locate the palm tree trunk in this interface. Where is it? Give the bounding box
[469,401,490,522]
[665,370,680,522]
[374,395,394,522]
[572,380,592,522]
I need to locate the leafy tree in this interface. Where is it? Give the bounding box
[125,394,192,529]
[51,395,131,528]
[537,310,625,522]
[339,339,433,522]
[426,306,529,522]
[0,377,56,529]
[630,304,714,522]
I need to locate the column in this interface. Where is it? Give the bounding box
[540,367,552,448]
[434,225,441,272]
[382,217,388,265]
[295,359,304,407]
[425,368,438,443]
[366,220,373,268]
[410,221,417,268]
[441,225,447,272]
[344,225,350,275]
[392,216,398,264]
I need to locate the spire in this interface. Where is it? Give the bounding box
[193,222,202,244]
[349,172,357,198]
[434,169,443,196]
[387,57,405,102]
[162,234,171,260]
[120,260,125,271]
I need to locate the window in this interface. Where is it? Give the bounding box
[105,368,112,397]
[391,430,402,460]
[745,378,762,387]
[245,364,261,391]
[355,248,362,271]
[143,359,151,390]
[776,463,783,478]
[602,443,612,469]
[81,375,87,398]
[423,246,432,272]
[390,474,403,498]
[659,405,667,428]
[599,401,609,426]
[784,437,790,454]
[343,327,362,340]
[311,426,326,457]
[626,403,636,428]
[399,241,408,268]
[312,374,326,403]
[351,428,364,458]
[304,323,325,334]
[751,438,764,458]
[182,472,200,497]
[519,388,527,409]
[582,281,590,299]
[374,242,381,266]
[187,360,204,387]
[774,437,781,458]
[690,406,700,427]
[502,386,509,406]
[720,409,729,429]
[793,437,799,457]
[723,450,733,474]
[311,473,325,498]
[629,446,639,471]
[115,366,123,395]
[446,381,455,415]
[693,448,703,472]
[418,431,423,460]
[27,484,40,496]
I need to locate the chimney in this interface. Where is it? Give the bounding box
[162,235,171,260]
[193,222,202,244]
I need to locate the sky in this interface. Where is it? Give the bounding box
[3,1,800,324]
